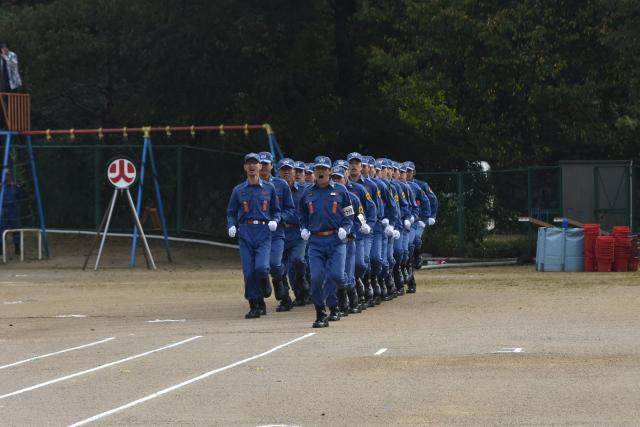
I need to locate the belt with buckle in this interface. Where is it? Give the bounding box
[245,220,268,225]
[313,229,337,236]
[285,223,299,229]
[347,235,355,241]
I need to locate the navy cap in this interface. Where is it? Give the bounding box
[277,158,295,170]
[314,156,332,168]
[391,161,400,170]
[333,159,348,169]
[305,162,314,173]
[294,161,306,171]
[244,152,260,163]
[375,159,384,170]
[380,158,391,168]
[347,152,363,162]
[258,151,273,164]
[399,162,408,172]
[331,166,346,177]
[405,161,415,171]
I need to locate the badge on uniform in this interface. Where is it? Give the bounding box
[365,192,372,201]
[330,192,337,196]
[342,205,355,216]
[357,213,366,226]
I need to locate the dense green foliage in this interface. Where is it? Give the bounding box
[2,0,638,170]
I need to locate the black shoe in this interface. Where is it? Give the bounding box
[371,275,381,299]
[312,305,329,328]
[276,295,294,312]
[407,275,417,293]
[272,278,284,300]
[328,306,341,321]
[245,300,261,319]
[396,285,405,296]
[258,298,267,315]
[261,278,272,298]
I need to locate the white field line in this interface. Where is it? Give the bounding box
[0,336,202,400]
[374,348,388,356]
[68,333,316,427]
[146,319,186,323]
[0,337,115,371]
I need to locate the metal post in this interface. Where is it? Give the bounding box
[125,188,156,270]
[527,167,534,257]
[176,144,183,235]
[130,136,149,267]
[0,132,13,224]
[94,144,102,230]
[145,138,172,262]
[94,189,118,270]
[456,172,464,256]
[593,166,599,223]
[26,136,50,258]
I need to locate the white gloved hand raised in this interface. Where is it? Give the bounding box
[338,228,347,240]
[410,215,415,224]
[300,228,311,241]
[384,225,394,237]
[417,220,426,229]
[393,229,401,240]
[268,221,278,231]
[228,226,237,238]
[360,223,371,235]
[381,218,390,227]
[404,219,411,230]
[428,217,436,226]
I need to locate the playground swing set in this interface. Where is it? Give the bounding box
[0,92,284,269]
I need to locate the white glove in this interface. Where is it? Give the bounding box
[228,226,237,238]
[404,219,411,230]
[381,218,390,227]
[428,217,436,226]
[301,228,310,241]
[384,225,394,237]
[417,220,426,229]
[393,229,401,240]
[360,223,371,235]
[338,228,347,240]
[410,215,415,224]
[268,221,278,231]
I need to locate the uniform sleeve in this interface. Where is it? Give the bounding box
[299,188,309,230]
[226,187,239,228]
[340,190,353,233]
[427,187,438,218]
[418,188,431,219]
[280,183,297,225]
[397,185,411,221]
[361,188,377,228]
[383,184,398,225]
[270,184,282,223]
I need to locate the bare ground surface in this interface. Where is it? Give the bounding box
[1,235,639,426]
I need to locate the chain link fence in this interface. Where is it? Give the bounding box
[8,139,640,258]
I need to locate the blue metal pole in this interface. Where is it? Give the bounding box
[146,139,172,262]
[0,132,12,225]
[130,136,149,267]
[267,133,275,160]
[26,135,50,258]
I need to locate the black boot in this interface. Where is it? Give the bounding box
[292,276,306,306]
[276,294,294,312]
[393,265,402,294]
[257,298,267,315]
[337,289,349,316]
[303,277,312,304]
[371,275,382,305]
[384,274,395,300]
[407,273,417,293]
[328,306,341,322]
[402,264,410,285]
[312,305,329,328]
[245,300,261,319]
[355,278,367,310]
[272,278,284,301]
[379,273,388,301]
[261,277,272,298]
[413,248,423,270]
[347,288,361,314]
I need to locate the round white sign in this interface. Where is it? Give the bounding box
[107,158,137,189]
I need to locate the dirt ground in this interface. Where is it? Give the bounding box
[1,235,639,426]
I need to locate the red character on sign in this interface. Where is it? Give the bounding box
[108,159,136,188]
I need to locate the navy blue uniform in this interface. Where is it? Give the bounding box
[300,181,353,308]
[227,179,281,301]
